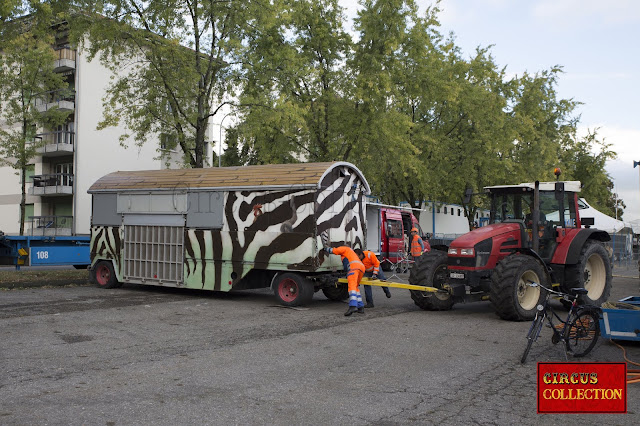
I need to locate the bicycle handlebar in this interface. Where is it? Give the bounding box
[525,281,577,301]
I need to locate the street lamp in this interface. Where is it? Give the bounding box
[218,112,233,167]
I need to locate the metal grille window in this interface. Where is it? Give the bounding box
[123,225,184,285]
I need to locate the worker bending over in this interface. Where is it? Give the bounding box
[326,246,365,316]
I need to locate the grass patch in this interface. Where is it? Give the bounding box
[0,268,90,288]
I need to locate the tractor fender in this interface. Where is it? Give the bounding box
[513,247,553,283]
[564,228,610,265]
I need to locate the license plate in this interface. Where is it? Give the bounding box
[450,272,465,279]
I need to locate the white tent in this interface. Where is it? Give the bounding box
[578,198,628,233]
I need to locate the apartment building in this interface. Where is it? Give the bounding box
[0,40,213,237]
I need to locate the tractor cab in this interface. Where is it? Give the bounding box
[484,180,583,260]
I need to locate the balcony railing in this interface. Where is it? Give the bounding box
[34,89,75,113]
[27,215,72,236]
[33,130,75,156]
[54,47,76,72]
[29,173,74,196]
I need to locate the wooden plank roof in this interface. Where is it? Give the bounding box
[88,162,370,193]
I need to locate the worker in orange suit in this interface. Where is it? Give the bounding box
[359,250,391,308]
[410,227,425,261]
[325,246,365,316]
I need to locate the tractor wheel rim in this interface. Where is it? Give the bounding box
[584,253,606,299]
[517,270,540,311]
[278,278,298,303]
[433,265,450,300]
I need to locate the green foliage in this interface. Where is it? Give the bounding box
[63,0,618,220]
[559,128,620,218]
[71,0,277,168]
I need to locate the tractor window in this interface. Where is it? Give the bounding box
[539,192,577,228]
[490,192,533,223]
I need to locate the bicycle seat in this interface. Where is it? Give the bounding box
[570,288,589,295]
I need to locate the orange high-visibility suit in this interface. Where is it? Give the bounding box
[410,229,425,257]
[361,250,381,275]
[330,246,365,308]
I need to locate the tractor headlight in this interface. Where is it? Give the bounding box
[448,248,458,255]
[537,304,544,311]
[460,248,474,256]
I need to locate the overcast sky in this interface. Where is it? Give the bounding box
[339,0,640,223]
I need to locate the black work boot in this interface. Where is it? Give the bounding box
[357,307,365,314]
[344,306,358,316]
[364,303,374,308]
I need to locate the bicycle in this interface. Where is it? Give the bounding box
[520,281,601,364]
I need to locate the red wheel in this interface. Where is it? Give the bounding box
[92,261,121,289]
[273,273,314,306]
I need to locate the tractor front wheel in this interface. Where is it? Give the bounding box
[409,251,454,311]
[490,255,546,321]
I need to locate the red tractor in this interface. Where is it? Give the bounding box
[409,177,612,321]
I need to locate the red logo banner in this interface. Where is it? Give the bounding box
[537,362,627,413]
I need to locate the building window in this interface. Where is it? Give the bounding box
[55,163,73,186]
[23,204,34,222]
[444,206,447,214]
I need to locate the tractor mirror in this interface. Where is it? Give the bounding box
[463,187,473,204]
[581,217,594,227]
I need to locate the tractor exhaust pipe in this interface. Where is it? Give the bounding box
[532,181,540,253]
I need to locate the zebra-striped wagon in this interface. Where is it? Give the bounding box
[87,162,370,306]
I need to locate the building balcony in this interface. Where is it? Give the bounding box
[29,173,74,196]
[54,47,76,72]
[34,130,75,157]
[35,89,75,113]
[27,215,72,236]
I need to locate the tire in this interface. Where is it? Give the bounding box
[490,255,547,321]
[273,273,314,307]
[521,313,545,364]
[92,261,121,289]
[409,251,453,311]
[564,308,600,357]
[575,241,612,306]
[322,284,348,301]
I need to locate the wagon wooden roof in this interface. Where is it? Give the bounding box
[88,162,370,193]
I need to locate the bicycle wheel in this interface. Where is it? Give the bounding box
[564,309,600,357]
[521,313,545,364]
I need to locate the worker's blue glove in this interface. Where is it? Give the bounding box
[324,246,332,253]
[372,274,378,280]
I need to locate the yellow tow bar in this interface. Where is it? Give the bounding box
[338,277,440,293]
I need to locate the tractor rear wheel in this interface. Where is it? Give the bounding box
[575,241,612,306]
[273,272,314,306]
[409,251,453,311]
[490,255,546,321]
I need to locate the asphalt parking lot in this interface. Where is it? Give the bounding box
[0,266,638,425]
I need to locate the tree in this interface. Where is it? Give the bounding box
[559,128,621,218]
[234,0,353,165]
[73,0,276,168]
[0,2,71,235]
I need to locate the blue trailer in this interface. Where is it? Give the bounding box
[0,232,90,269]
